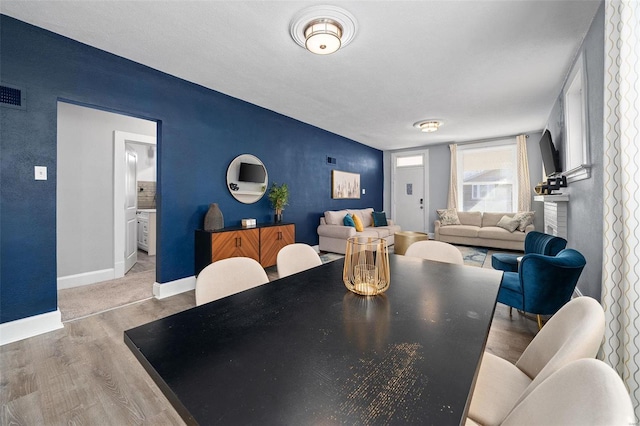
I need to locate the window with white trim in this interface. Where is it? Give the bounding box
[563,52,591,181]
[457,141,517,212]
[471,184,497,200]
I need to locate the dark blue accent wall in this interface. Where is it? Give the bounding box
[0,15,383,324]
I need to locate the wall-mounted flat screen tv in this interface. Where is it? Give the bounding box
[539,130,561,177]
[238,162,266,183]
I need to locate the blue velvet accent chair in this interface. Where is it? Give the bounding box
[492,231,567,273]
[497,248,586,328]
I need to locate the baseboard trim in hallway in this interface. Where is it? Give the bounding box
[0,309,64,346]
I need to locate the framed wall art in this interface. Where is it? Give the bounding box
[332,170,360,199]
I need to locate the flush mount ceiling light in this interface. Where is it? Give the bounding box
[290,5,357,55]
[413,120,444,133]
[304,19,342,54]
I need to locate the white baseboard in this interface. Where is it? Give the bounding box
[312,244,320,253]
[153,276,196,299]
[0,309,64,346]
[114,260,125,278]
[57,268,115,290]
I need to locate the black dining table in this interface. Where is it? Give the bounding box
[124,254,502,425]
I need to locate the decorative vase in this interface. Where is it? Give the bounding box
[274,212,282,223]
[204,203,224,231]
[343,237,390,296]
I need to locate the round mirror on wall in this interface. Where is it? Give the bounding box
[226,154,268,204]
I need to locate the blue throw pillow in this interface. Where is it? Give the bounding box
[372,211,388,227]
[343,214,356,227]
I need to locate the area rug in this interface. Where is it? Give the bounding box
[320,252,344,264]
[455,245,489,267]
[319,247,489,267]
[57,269,154,322]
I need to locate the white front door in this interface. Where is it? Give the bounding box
[392,151,429,233]
[124,146,138,273]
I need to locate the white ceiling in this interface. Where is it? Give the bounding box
[1,1,601,151]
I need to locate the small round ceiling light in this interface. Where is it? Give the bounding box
[304,19,342,54]
[290,5,357,55]
[413,120,444,133]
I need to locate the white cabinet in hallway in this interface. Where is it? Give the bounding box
[137,210,156,256]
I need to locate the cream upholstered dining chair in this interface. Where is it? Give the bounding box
[404,240,464,265]
[195,257,269,306]
[500,358,634,426]
[276,243,323,278]
[467,296,605,426]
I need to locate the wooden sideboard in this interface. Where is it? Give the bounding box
[258,224,295,268]
[195,223,295,275]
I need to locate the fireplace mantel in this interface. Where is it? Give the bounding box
[534,194,569,239]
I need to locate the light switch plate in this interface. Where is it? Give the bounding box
[362,188,366,195]
[35,166,47,180]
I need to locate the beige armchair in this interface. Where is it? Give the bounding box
[501,358,634,425]
[195,257,269,306]
[404,240,464,264]
[276,243,322,278]
[467,296,606,425]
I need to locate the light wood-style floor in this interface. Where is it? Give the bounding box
[1,255,537,425]
[126,250,156,276]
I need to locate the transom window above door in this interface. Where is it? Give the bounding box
[396,155,424,167]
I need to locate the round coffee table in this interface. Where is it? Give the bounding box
[394,231,430,255]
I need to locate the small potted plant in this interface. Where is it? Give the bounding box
[268,182,289,223]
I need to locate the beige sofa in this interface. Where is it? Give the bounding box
[317,208,401,254]
[435,211,533,251]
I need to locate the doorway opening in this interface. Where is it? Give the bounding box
[56,101,158,317]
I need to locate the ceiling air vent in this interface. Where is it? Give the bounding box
[0,83,26,110]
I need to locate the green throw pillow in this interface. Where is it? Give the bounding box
[372,211,388,227]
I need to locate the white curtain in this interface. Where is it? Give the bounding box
[516,134,531,212]
[447,144,458,209]
[601,0,640,421]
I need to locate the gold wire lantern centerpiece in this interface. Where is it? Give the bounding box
[343,237,390,296]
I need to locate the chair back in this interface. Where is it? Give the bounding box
[277,243,322,278]
[502,359,635,426]
[514,296,605,404]
[518,248,586,315]
[404,240,464,265]
[524,231,567,256]
[195,257,269,306]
